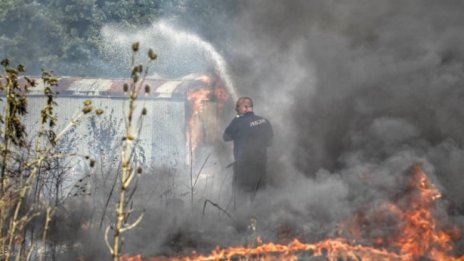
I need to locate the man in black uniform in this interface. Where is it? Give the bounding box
[223,97,273,201]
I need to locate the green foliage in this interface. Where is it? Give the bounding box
[99,0,161,26]
[0,1,63,73]
[0,58,31,148]
[0,0,23,21]
[0,58,108,260]
[0,58,59,260]
[0,0,239,76]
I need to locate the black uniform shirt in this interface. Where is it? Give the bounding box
[223,112,273,162]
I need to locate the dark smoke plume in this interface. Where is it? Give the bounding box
[6,1,464,259]
[108,0,464,257]
[226,0,464,211]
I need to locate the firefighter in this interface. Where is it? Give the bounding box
[223,97,273,204]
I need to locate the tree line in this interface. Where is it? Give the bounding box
[0,0,238,77]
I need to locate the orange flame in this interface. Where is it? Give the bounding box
[187,88,210,113]
[394,165,454,260]
[213,86,229,109]
[186,88,210,153]
[121,239,405,260]
[338,164,462,261]
[122,165,464,261]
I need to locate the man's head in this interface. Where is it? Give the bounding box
[235,97,254,115]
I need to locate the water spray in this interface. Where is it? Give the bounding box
[101,21,238,102]
[153,21,238,101]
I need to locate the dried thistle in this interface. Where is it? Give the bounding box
[131,66,139,75]
[6,68,18,75]
[17,64,25,73]
[82,107,92,114]
[111,43,159,260]
[1,58,9,67]
[148,49,157,60]
[132,73,139,83]
[131,42,140,52]
[95,109,104,115]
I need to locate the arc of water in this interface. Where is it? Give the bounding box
[154,22,238,101]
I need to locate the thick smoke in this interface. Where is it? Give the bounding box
[146,0,464,257]
[225,0,464,209]
[98,0,464,257]
[11,1,464,259]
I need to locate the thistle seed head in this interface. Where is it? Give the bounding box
[82,107,92,114]
[17,64,25,73]
[148,49,157,60]
[132,42,140,52]
[1,58,9,67]
[95,108,104,115]
[133,72,139,83]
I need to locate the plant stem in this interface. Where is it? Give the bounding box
[1,78,12,192]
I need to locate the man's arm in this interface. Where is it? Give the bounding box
[223,132,233,141]
[223,119,236,142]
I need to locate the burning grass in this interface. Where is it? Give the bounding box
[122,164,464,261]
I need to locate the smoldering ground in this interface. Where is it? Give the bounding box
[28,0,464,259]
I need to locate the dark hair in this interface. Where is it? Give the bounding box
[237,97,253,107]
